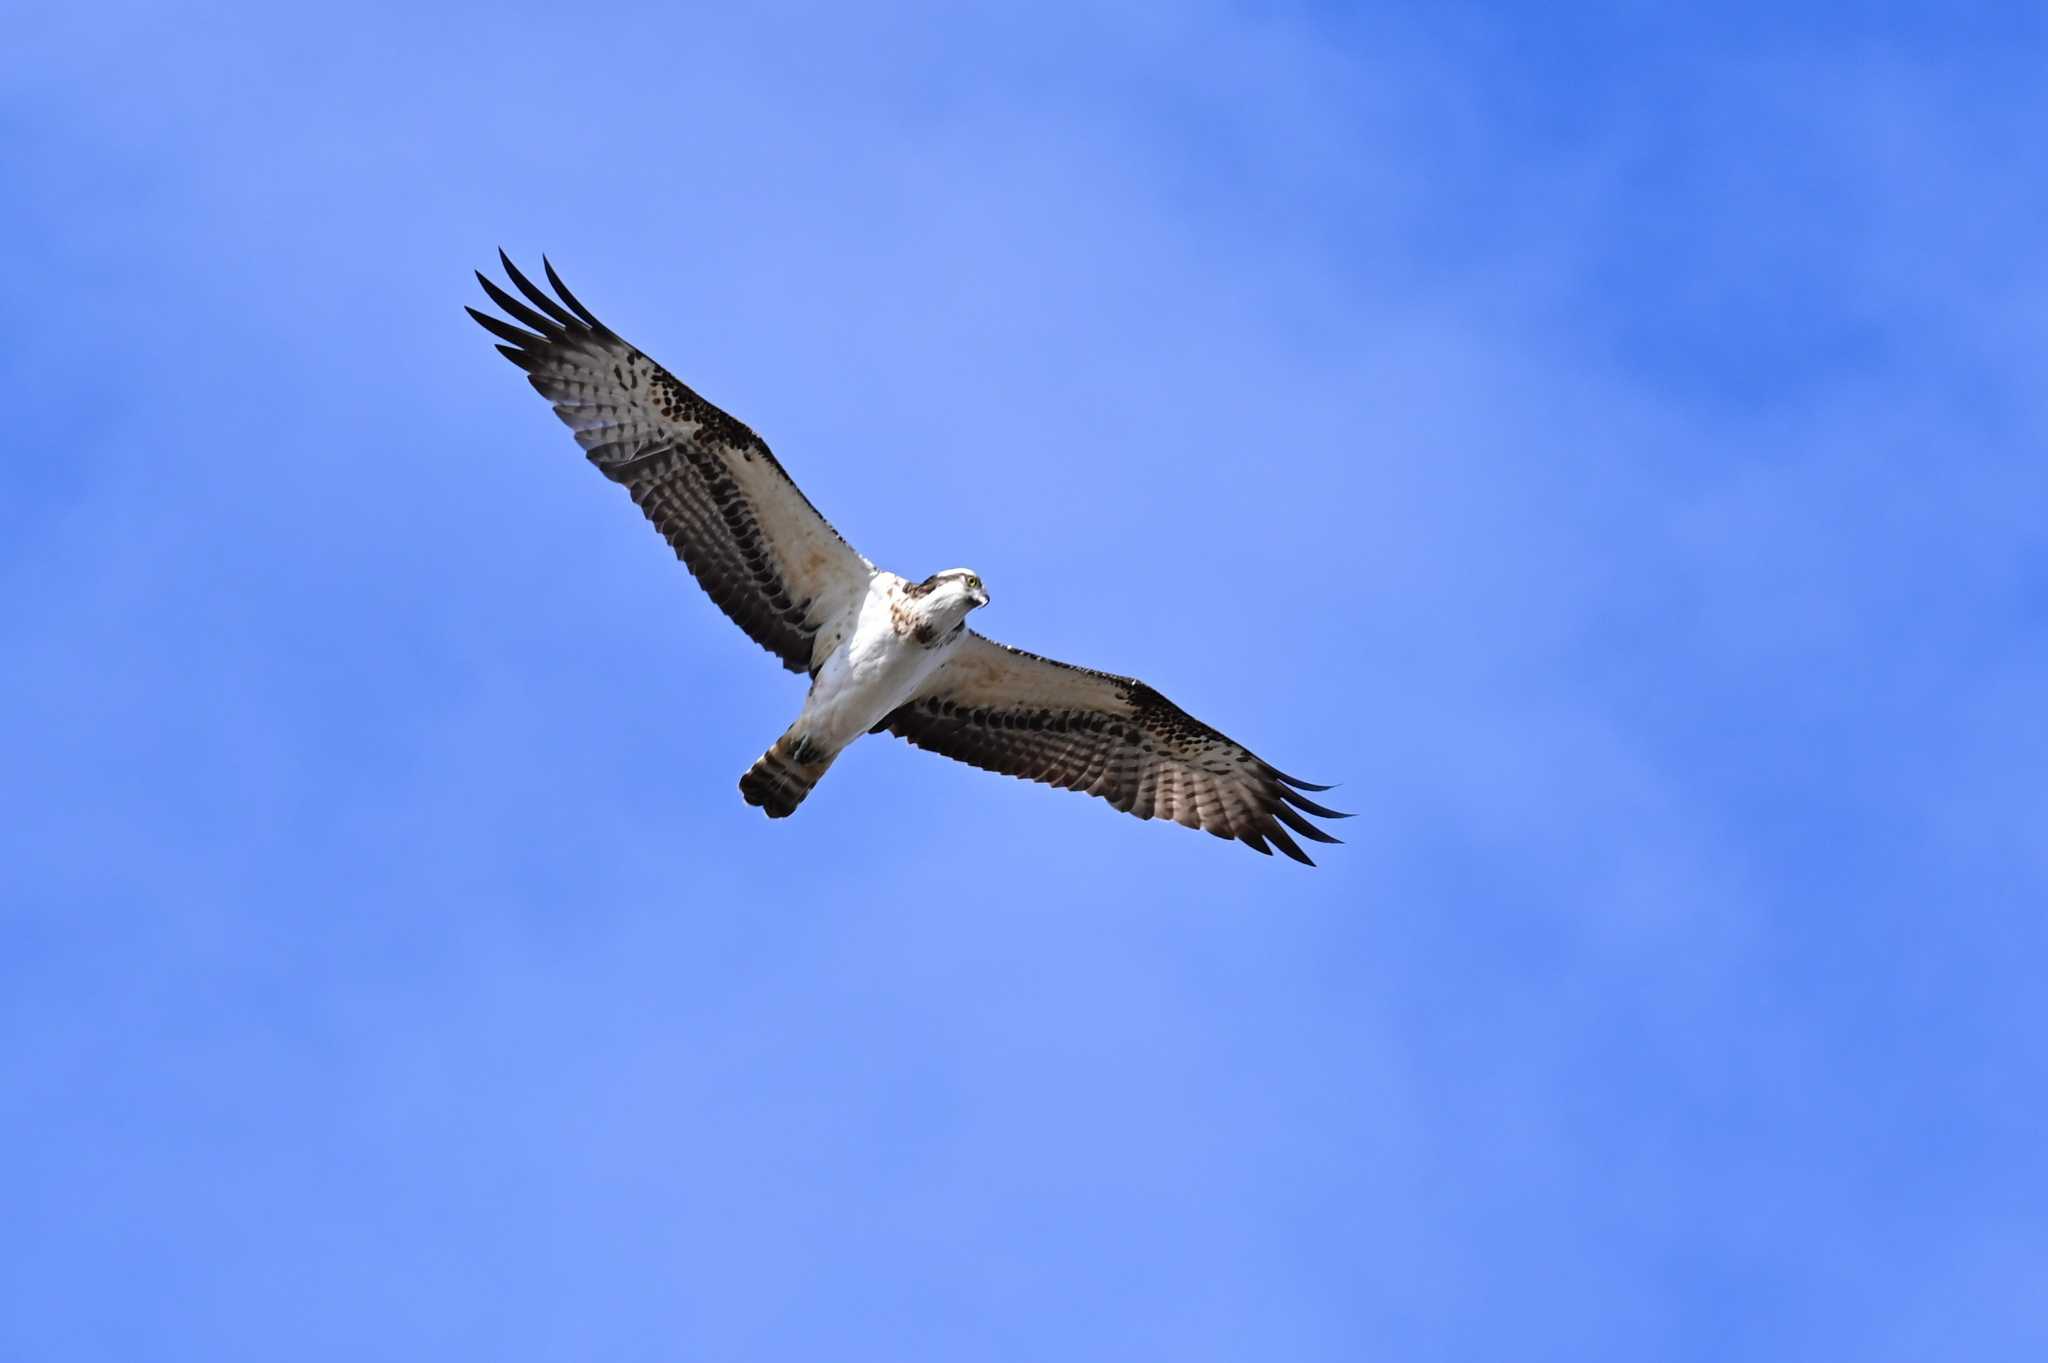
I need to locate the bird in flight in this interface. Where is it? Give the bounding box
[469,254,1345,863]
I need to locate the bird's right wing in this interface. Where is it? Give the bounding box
[470,253,872,673]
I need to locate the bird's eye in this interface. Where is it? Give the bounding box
[968,576,981,590]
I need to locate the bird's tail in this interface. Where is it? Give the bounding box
[739,731,837,819]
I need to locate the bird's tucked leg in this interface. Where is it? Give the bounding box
[738,730,837,818]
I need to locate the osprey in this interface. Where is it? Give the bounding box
[470,254,1345,863]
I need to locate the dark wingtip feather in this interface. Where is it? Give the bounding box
[467,306,544,348]
[1272,803,1340,845]
[542,255,606,331]
[499,250,581,329]
[1267,766,1337,792]
[1265,823,1316,866]
[1238,829,1275,856]
[1280,786,1351,820]
[476,271,566,339]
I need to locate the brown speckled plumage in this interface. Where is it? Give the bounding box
[469,252,867,675]
[880,635,1345,864]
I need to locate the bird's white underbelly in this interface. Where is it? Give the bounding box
[797,590,958,752]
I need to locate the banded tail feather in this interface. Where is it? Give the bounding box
[739,732,836,818]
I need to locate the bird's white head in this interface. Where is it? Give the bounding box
[907,568,991,622]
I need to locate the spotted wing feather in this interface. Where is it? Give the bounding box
[470,253,871,673]
[881,633,1346,864]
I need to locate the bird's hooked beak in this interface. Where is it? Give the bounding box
[972,587,990,609]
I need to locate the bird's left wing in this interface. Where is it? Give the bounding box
[879,633,1346,863]
[470,253,872,674]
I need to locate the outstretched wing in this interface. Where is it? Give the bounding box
[880,633,1347,864]
[469,253,872,674]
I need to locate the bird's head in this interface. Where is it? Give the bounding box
[913,568,991,617]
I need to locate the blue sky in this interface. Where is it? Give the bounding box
[4,2,2045,1358]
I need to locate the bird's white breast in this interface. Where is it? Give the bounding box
[797,574,963,751]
